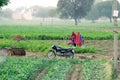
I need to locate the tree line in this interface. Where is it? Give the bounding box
[0,6,57,20]
[0,0,120,25]
[57,0,120,24]
[86,0,120,23]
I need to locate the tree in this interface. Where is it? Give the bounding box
[94,0,103,4]
[0,0,9,8]
[48,8,57,17]
[31,6,57,21]
[0,0,10,19]
[0,8,13,19]
[95,1,113,23]
[86,7,100,23]
[118,5,120,18]
[87,1,120,23]
[32,6,48,18]
[48,8,57,25]
[57,0,95,25]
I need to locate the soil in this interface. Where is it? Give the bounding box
[70,65,83,80]
[34,67,48,80]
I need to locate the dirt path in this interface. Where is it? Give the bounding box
[35,67,48,80]
[25,51,112,60]
[28,67,48,80]
[70,65,83,80]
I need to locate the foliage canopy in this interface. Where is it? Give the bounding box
[0,0,9,7]
[86,1,120,23]
[57,0,94,25]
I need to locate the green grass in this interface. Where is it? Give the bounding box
[0,20,118,40]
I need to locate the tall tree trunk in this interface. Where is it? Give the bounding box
[74,18,78,25]
[109,17,112,23]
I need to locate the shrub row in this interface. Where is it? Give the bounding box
[0,39,98,53]
[0,25,119,40]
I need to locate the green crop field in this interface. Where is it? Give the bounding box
[0,57,111,80]
[0,20,119,80]
[0,20,120,40]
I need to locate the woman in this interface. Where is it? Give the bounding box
[76,32,82,46]
[71,32,76,46]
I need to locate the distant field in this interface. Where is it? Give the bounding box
[0,19,119,28]
[0,20,119,40]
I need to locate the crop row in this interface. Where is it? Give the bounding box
[0,39,52,53]
[42,60,70,80]
[0,39,97,53]
[0,57,51,80]
[0,25,118,40]
[83,60,107,80]
[0,57,110,80]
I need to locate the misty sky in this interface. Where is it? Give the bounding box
[3,0,59,10]
[2,0,120,10]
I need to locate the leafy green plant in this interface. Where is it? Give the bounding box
[42,60,70,80]
[0,24,118,40]
[0,57,50,80]
[75,46,96,53]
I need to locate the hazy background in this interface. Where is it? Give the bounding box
[2,0,120,10]
[0,0,120,24]
[3,0,59,10]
